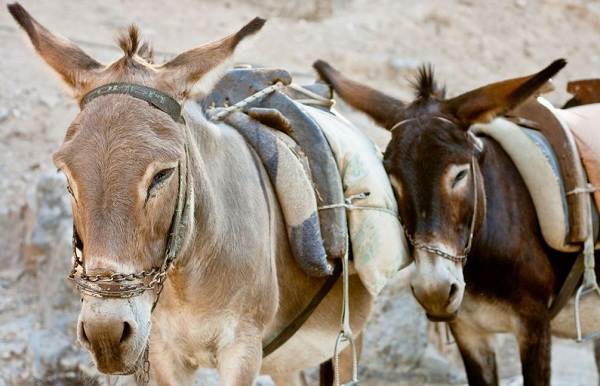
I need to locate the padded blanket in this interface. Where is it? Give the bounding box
[471,118,577,252]
[224,110,332,277]
[303,104,411,295]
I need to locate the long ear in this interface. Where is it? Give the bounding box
[313,60,404,129]
[445,59,566,124]
[8,3,102,93]
[158,17,265,100]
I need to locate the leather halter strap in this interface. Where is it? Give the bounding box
[81,83,182,122]
[390,115,456,132]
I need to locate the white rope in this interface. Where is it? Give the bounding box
[207,82,285,121]
[287,83,335,108]
[567,183,600,196]
[317,191,398,217]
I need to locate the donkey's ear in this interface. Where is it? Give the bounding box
[8,3,102,94]
[313,60,404,130]
[445,59,566,125]
[158,17,265,100]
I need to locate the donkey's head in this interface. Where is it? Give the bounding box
[9,3,264,374]
[314,58,565,321]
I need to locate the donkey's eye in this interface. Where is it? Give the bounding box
[452,169,468,188]
[149,168,175,192]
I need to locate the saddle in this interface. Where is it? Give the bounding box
[472,93,600,252]
[201,67,409,295]
[564,79,600,108]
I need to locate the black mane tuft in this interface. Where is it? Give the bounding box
[410,64,445,100]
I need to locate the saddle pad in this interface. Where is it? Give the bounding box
[471,118,579,252]
[302,104,411,296]
[222,110,332,277]
[555,104,600,215]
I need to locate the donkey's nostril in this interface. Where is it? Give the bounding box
[448,283,459,302]
[80,322,90,345]
[120,321,133,344]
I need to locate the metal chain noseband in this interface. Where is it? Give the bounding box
[393,117,482,265]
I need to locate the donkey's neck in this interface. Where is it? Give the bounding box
[156,103,280,314]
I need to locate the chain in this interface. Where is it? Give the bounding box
[71,266,160,283]
[403,232,468,263]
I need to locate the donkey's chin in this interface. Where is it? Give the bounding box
[426,311,458,322]
[91,340,147,375]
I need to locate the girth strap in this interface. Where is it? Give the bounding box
[262,260,342,358]
[81,83,182,122]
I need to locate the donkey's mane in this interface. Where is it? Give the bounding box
[410,64,445,101]
[116,25,154,63]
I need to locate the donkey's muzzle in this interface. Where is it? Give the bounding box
[79,317,138,373]
[77,296,151,375]
[410,277,464,319]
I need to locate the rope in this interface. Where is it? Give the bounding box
[287,83,335,108]
[207,82,285,121]
[318,192,398,217]
[567,184,600,196]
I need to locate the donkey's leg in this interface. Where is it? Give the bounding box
[217,324,263,386]
[270,371,306,386]
[516,315,551,386]
[319,359,334,386]
[450,321,498,386]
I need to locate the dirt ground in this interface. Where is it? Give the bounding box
[1,0,600,385]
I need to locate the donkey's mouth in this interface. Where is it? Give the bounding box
[426,311,457,322]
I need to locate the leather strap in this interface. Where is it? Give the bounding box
[81,83,182,122]
[549,252,585,319]
[262,259,342,358]
[549,197,600,319]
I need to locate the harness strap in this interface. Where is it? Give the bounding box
[262,260,342,358]
[81,83,182,122]
[549,253,585,318]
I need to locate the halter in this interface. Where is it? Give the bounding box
[69,83,192,310]
[392,116,482,265]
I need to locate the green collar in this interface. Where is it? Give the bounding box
[81,83,182,121]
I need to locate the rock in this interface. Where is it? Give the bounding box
[24,171,76,321]
[0,206,27,270]
[412,344,465,384]
[360,270,429,377]
[28,328,71,379]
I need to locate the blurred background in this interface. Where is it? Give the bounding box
[1,0,600,384]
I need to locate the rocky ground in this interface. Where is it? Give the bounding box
[1,0,600,385]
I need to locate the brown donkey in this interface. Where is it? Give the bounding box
[9,4,373,385]
[314,59,600,385]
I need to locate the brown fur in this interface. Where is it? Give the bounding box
[10,3,372,385]
[314,58,589,386]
